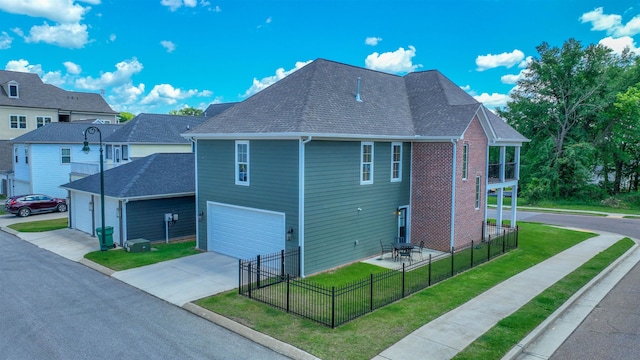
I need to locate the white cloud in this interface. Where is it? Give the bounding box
[212,5,221,12]
[460,85,471,91]
[518,56,532,68]
[107,83,146,108]
[242,60,312,97]
[140,83,211,105]
[0,31,12,49]
[161,40,176,53]
[580,7,640,37]
[598,36,640,54]
[5,59,43,74]
[475,49,525,71]
[364,45,422,74]
[108,33,116,42]
[41,70,65,86]
[75,58,144,90]
[161,0,199,11]
[266,16,272,24]
[21,22,90,48]
[365,37,382,46]
[500,73,521,85]
[63,61,82,74]
[473,92,511,109]
[0,0,91,24]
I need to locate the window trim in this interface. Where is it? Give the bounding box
[61,147,71,164]
[475,176,481,209]
[10,114,27,129]
[24,147,28,164]
[360,142,374,185]
[462,143,469,180]
[235,140,250,186]
[390,142,402,182]
[14,147,18,163]
[8,81,18,98]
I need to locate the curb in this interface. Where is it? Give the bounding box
[182,303,320,360]
[78,258,116,276]
[0,226,20,236]
[502,241,640,360]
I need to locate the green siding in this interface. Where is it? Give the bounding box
[304,141,411,275]
[196,140,299,251]
[126,197,196,242]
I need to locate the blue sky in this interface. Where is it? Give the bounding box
[1,1,639,115]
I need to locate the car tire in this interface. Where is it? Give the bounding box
[57,203,68,212]
[18,207,31,217]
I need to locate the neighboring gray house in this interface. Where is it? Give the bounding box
[185,58,528,276]
[61,153,196,246]
[0,69,117,192]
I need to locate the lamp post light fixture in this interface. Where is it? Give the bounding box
[82,126,107,251]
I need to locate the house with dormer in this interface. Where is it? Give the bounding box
[184,59,528,276]
[0,69,117,192]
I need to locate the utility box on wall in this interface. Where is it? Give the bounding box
[125,238,151,253]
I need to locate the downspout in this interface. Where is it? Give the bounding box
[299,136,312,277]
[511,146,521,227]
[193,137,202,250]
[483,142,489,241]
[450,139,457,250]
[121,199,129,246]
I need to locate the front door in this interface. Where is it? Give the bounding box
[397,206,409,241]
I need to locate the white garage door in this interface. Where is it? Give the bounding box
[72,191,93,235]
[207,202,285,259]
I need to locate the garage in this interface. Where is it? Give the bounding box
[207,202,285,259]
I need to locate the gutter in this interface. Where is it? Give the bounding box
[298,136,312,277]
[450,139,457,250]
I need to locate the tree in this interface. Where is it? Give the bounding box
[500,39,619,200]
[169,107,203,116]
[117,112,135,123]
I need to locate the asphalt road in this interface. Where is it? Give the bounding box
[491,209,640,360]
[0,231,289,360]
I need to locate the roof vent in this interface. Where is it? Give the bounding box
[355,77,363,102]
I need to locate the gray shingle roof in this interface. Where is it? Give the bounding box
[186,58,526,143]
[60,153,194,199]
[204,102,237,117]
[0,70,116,114]
[484,108,529,143]
[9,122,122,144]
[105,113,208,143]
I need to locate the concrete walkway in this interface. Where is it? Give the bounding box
[374,231,632,360]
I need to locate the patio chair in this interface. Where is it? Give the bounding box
[394,236,406,243]
[380,240,393,260]
[398,247,412,263]
[411,241,424,261]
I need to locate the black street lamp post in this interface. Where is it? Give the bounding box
[82,126,107,251]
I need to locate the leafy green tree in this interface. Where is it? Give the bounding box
[117,112,135,123]
[169,107,203,116]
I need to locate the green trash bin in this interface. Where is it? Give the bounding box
[96,226,114,251]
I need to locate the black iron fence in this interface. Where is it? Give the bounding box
[239,223,518,328]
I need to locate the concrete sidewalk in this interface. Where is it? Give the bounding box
[374,231,634,360]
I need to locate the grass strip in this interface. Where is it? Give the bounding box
[453,237,635,360]
[8,217,68,232]
[84,240,200,271]
[195,223,595,360]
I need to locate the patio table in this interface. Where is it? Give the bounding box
[393,242,414,261]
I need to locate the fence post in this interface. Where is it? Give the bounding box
[402,263,406,298]
[331,286,336,329]
[370,273,374,311]
[248,262,252,298]
[516,226,519,248]
[281,249,285,278]
[450,247,455,277]
[487,237,491,262]
[286,274,290,313]
[502,229,506,253]
[256,255,261,288]
[298,246,301,277]
[238,259,242,294]
[428,253,432,286]
[470,240,474,268]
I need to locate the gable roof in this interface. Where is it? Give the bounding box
[9,122,122,144]
[105,113,207,144]
[204,102,237,117]
[0,70,116,114]
[60,153,194,199]
[186,58,527,143]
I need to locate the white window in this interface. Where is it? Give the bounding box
[122,145,129,160]
[235,141,249,185]
[36,116,52,128]
[361,142,374,185]
[10,115,27,129]
[462,144,469,180]
[14,147,18,163]
[391,142,402,182]
[105,144,113,160]
[25,148,28,164]
[8,81,18,98]
[61,148,71,164]
[475,176,481,209]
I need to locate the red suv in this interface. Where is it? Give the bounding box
[5,194,68,217]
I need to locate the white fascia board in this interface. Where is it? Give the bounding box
[182,132,463,142]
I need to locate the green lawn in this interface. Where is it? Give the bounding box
[7,217,69,232]
[195,222,608,360]
[84,240,200,271]
[454,237,634,359]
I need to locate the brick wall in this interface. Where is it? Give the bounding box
[410,115,488,252]
[453,115,488,249]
